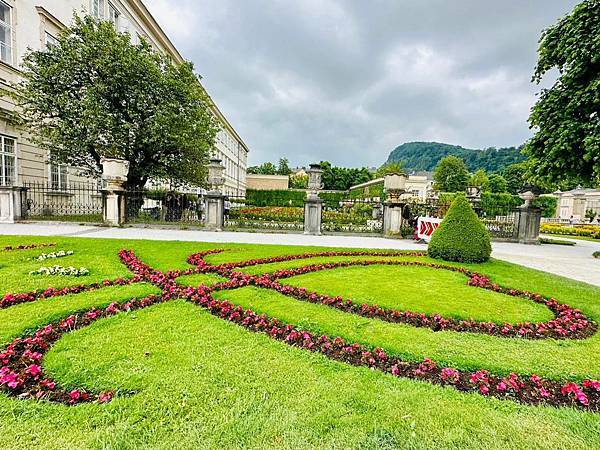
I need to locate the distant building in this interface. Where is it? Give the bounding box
[554,188,600,220]
[349,175,433,201]
[246,174,289,191]
[0,0,248,196]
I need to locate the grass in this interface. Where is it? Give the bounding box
[0,235,599,448]
[542,233,600,243]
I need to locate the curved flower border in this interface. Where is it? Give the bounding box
[0,247,598,410]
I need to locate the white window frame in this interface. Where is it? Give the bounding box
[108,2,120,28]
[45,32,58,49]
[0,0,12,65]
[0,134,16,186]
[91,0,105,20]
[48,153,68,191]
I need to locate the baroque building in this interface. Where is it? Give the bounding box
[0,0,248,197]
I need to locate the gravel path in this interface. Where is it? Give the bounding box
[1,223,599,286]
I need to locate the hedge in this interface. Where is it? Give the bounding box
[243,189,346,208]
[428,195,492,263]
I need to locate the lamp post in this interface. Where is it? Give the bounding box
[205,157,226,231]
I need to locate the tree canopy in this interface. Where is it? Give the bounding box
[247,158,293,176]
[433,156,469,192]
[12,15,218,189]
[525,0,600,187]
[320,161,373,191]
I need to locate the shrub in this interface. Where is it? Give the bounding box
[593,251,600,259]
[428,195,492,263]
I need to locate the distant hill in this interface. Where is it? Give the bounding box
[385,142,526,173]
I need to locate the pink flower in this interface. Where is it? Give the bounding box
[26,364,42,378]
[69,389,82,402]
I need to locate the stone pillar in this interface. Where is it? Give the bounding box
[304,197,323,235]
[514,206,542,245]
[205,192,224,231]
[383,202,404,237]
[0,186,27,223]
[100,158,129,226]
[572,193,587,220]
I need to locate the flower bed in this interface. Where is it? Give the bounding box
[2,243,56,252]
[541,223,600,239]
[1,247,598,410]
[29,266,90,277]
[33,250,74,261]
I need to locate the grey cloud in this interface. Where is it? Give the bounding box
[145,0,579,167]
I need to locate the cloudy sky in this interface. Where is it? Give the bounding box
[145,0,578,168]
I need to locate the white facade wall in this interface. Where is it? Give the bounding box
[0,0,248,195]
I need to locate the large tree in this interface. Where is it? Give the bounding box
[433,156,469,192]
[525,0,600,187]
[12,15,218,189]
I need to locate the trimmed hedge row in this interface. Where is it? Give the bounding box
[244,189,346,208]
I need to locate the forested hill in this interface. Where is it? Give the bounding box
[385,142,526,172]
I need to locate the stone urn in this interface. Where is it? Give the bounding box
[384,173,407,203]
[101,158,130,190]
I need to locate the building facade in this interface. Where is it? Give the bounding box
[0,0,248,197]
[554,188,600,221]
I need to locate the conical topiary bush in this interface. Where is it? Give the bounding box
[428,195,491,263]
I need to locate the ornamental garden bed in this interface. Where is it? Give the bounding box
[0,236,598,448]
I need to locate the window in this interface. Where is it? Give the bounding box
[108,3,120,28]
[0,1,12,64]
[91,0,105,20]
[0,135,15,186]
[49,153,68,191]
[45,32,58,49]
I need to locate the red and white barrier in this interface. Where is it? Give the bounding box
[417,217,442,242]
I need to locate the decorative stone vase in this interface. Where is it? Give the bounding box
[518,190,536,208]
[384,173,408,192]
[101,158,130,191]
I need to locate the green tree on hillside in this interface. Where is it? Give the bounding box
[433,156,469,192]
[12,15,217,189]
[525,0,600,187]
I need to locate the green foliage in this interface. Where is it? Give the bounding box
[289,173,308,189]
[428,195,492,263]
[593,251,600,259]
[247,162,278,175]
[539,237,576,246]
[277,158,293,176]
[486,173,508,193]
[525,0,600,187]
[433,156,469,192]
[320,161,373,191]
[245,189,345,208]
[375,161,405,177]
[585,209,597,222]
[12,15,217,189]
[348,181,384,199]
[386,142,526,173]
[470,169,489,189]
[532,196,558,218]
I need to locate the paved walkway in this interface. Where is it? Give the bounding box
[1,223,599,286]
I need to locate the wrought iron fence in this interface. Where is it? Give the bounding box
[321,198,384,234]
[124,189,205,225]
[21,181,103,222]
[227,196,304,231]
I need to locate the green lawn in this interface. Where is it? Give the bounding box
[0,235,599,449]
